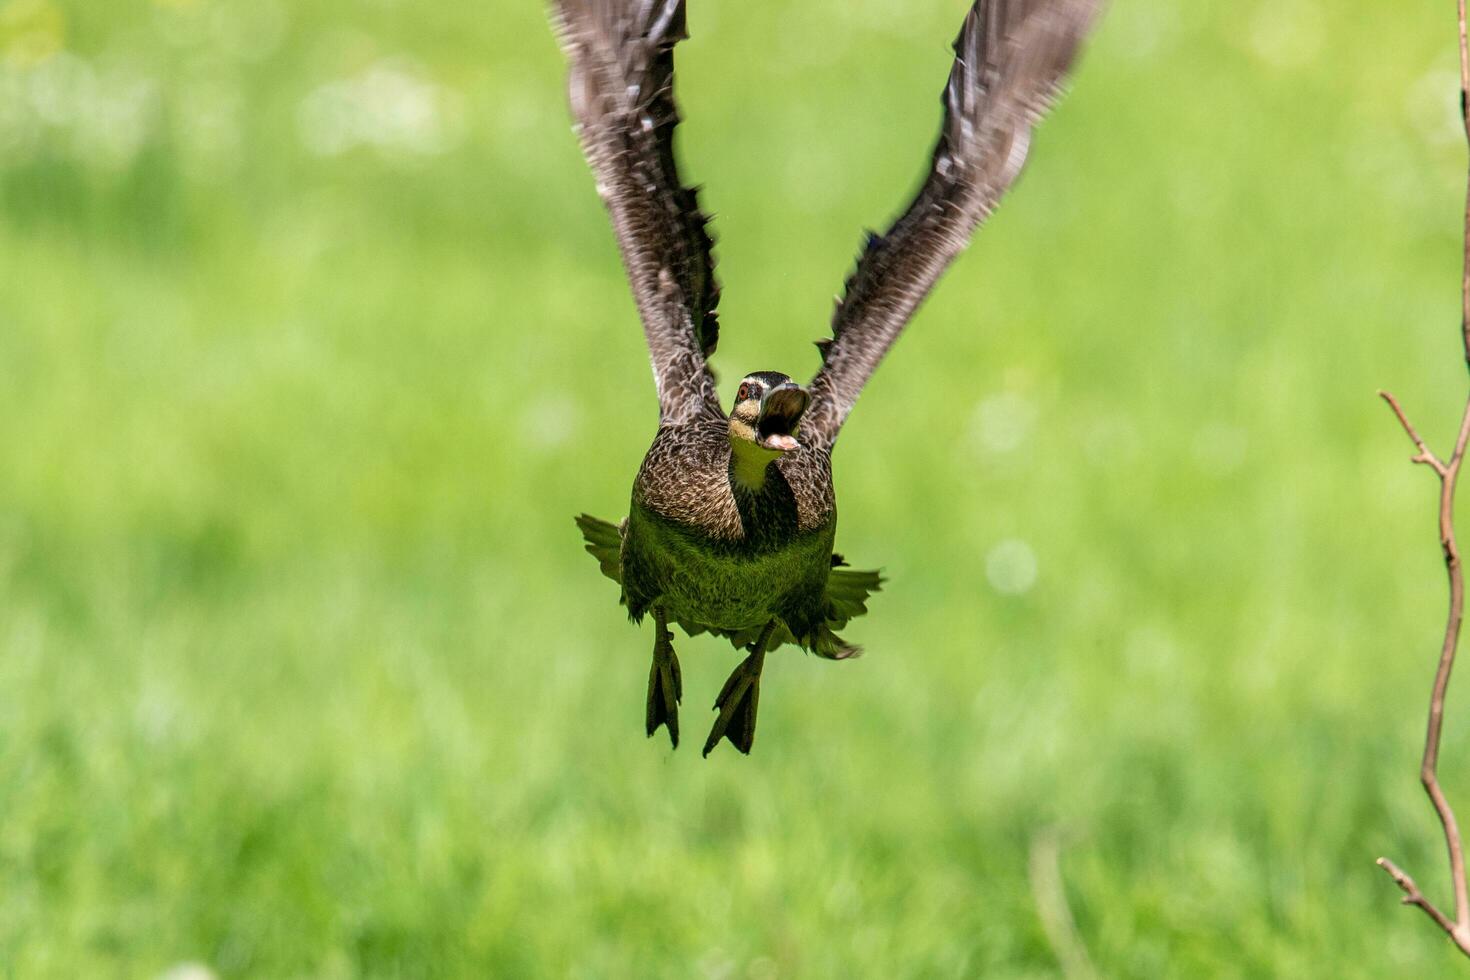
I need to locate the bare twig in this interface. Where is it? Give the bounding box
[1376,0,1470,956]
[1028,829,1097,980]
[1462,0,1470,364]
[1379,857,1463,938]
[1380,390,1447,474]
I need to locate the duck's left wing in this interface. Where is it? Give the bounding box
[803,0,1101,450]
[554,0,723,425]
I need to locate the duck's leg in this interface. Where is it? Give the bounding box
[703,620,779,757]
[646,607,682,747]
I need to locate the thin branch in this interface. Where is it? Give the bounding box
[1376,0,1470,956]
[1381,390,1447,473]
[1461,0,1470,366]
[1379,857,1463,939]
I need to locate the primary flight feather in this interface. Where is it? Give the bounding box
[556,0,1101,755]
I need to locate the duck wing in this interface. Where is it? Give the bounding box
[803,0,1101,450]
[554,0,723,425]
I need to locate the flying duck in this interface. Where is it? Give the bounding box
[557,0,1100,755]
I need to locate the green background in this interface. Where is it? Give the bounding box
[0,0,1466,974]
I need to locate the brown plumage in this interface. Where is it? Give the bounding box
[557,0,1100,755]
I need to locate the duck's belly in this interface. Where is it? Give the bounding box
[626,508,833,631]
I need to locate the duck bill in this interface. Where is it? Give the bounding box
[762,433,801,452]
[757,385,810,452]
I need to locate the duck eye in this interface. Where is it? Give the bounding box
[737,383,754,402]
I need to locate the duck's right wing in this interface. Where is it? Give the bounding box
[554,0,723,425]
[803,0,1101,450]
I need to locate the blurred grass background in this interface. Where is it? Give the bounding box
[0,0,1467,974]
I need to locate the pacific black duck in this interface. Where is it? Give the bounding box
[557,0,1100,755]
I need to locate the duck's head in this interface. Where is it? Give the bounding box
[728,371,809,487]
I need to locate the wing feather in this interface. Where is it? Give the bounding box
[804,0,1101,448]
[554,0,723,424]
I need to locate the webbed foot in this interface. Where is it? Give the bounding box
[703,620,778,757]
[646,611,682,747]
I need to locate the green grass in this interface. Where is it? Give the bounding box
[2,0,1469,974]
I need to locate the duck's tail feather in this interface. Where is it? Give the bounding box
[810,622,863,661]
[826,566,883,628]
[575,513,624,584]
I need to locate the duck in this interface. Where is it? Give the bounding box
[556,0,1100,755]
